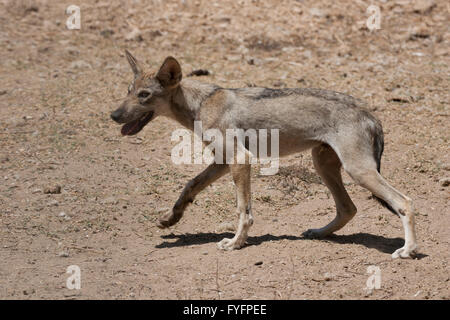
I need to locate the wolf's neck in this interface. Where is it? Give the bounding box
[170,79,220,130]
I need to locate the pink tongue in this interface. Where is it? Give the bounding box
[121,120,140,136]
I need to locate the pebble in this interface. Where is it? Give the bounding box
[100,29,115,38]
[102,197,118,205]
[309,8,324,17]
[70,60,92,69]
[44,185,61,194]
[413,0,436,13]
[125,27,143,41]
[187,69,210,77]
[47,200,59,207]
[23,289,35,295]
[247,57,262,66]
[65,46,80,55]
[439,178,450,187]
[58,251,69,257]
[273,81,286,88]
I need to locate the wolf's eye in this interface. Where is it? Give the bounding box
[138,91,151,99]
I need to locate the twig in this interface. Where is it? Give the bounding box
[223,278,240,287]
[67,245,103,254]
[0,131,34,134]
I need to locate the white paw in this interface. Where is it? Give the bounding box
[392,245,417,259]
[217,237,244,251]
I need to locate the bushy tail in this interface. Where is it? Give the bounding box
[373,128,384,174]
[372,129,397,215]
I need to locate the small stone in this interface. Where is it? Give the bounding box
[125,27,143,42]
[226,55,241,62]
[439,178,450,187]
[44,185,61,194]
[413,0,436,14]
[149,30,163,38]
[47,200,59,207]
[102,197,118,205]
[100,29,115,37]
[23,289,35,295]
[324,272,333,281]
[26,5,39,13]
[254,261,263,266]
[59,212,66,217]
[309,8,324,17]
[70,60,92,69]
[273,81,286,88]
[187,69,210,77]
[388,89,410,103]
[58,251,69,257]
[65,46,80,56]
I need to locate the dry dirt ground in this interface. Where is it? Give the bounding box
[0,0,449,300]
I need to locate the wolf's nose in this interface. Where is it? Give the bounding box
[110,110,122,122]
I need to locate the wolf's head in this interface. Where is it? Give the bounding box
[110,50,182,136]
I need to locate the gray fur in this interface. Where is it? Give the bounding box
[110,53,418,258]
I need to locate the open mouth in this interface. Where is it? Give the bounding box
[121,111,154,136]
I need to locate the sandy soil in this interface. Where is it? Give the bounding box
[0,0,449,300]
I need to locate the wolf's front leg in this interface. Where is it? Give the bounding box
[217,164,253,250]
[157,164,229,228]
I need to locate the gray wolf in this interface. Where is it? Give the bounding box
[110,51,418,258]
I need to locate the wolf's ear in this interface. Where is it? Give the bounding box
[156,56,182,88]
[125,50,142,77]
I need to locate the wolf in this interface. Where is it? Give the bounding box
[110,51,418,258]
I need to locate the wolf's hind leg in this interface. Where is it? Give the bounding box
[303,144,357,238]
[344,165,418,259]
